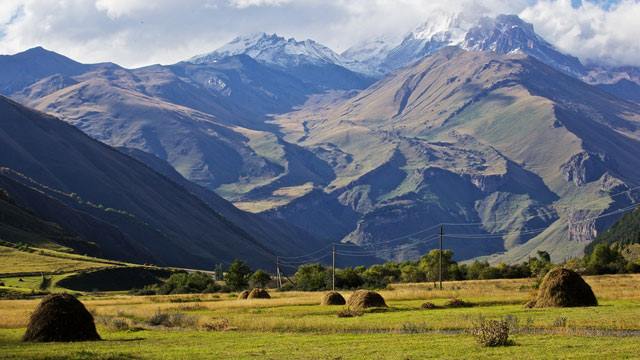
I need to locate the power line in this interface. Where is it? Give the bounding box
[274,188,640,265]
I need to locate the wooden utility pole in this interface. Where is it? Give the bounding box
[276,256,282,289]
[439,225,443,290]
[332,244,336,291]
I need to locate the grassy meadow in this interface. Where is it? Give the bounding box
[1,274,639,359]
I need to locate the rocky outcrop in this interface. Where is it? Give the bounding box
[561,152,609,187]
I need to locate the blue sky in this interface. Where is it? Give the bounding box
[0,0,638,67]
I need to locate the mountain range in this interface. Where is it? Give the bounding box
[1,13,639,266]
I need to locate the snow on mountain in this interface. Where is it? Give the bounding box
[341,36,401,76]
[461,15,586,77]
[191,32,348,68]
[373,12,471,73]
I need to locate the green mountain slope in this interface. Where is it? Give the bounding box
[0,95,301,268]
[586,208,640,253]
[263,48,640,262]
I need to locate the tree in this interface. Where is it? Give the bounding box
[400,263,425,283]
[157,272,219,294]
[528,251,552,277]
[250,269,272,288]
[225,260,252,290]
[335,267,364,289]
[419,249,455,284]
[584,244,626,274]
[295,263,330,291]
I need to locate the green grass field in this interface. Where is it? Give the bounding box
[0,275,639,359]
[0,245,119,275]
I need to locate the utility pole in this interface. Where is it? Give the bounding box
[276,256,282,289]
[332,244,336,291]
[439,225,444,290]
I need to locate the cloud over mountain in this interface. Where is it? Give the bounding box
[0,1,636,68]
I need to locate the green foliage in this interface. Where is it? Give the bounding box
[587,208,640,253]
[294,263,330,291]
[472,318,512,347]
[583,244,628,275]
[38,275,51,290]
[335,267,364,289]
[249,270,272,288]
[225,260,252,291]
[419,250,455,283]
[157,272,220,295]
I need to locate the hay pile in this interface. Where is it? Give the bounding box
[22,293,100,342]
[237,290,249,300]
[247,288,271,299]
[321,291,346,305]
[530,268,597,308]
[347,290,387,310]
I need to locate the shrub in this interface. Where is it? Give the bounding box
[401,322,429,333]
[337,309,363,318]
[446,298,473,308]
[147,312,170,326]
[147,312,196,328]
[472,319,512,347]
[553,316,568,327]
[97,317,130,331]
[157,272,219,295]
[201,318,230,331]
[420,302,438,310]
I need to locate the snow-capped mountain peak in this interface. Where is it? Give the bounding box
[461,14,586,76]
[189,32,347,68]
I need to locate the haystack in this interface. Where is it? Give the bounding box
[347,290,387,310]
[531,268,597,308]
[321,291,346,305]
[247,288,271,299]
[237,290,249,300]
[22,293,100,342]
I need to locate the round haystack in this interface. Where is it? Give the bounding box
[321,291,346,305]
[23,293,100,342]
[533,268,597,308]
[347,290,387,310]
[237,290,250,300]
[247,288,271,299]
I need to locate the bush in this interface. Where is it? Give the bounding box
[147,311,197,328]
[156,272,218,295]
[446,298,473,308]
[337,309,363,318]
[201,318,231,331]
[97,317,129,331]
[472,319,512,347]
[420,302,438,310]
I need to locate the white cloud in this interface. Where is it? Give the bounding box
[0,0,636,68]
[520,0,640,67]
[228,0,292,8]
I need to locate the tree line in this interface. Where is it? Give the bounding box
[133,241,639,295]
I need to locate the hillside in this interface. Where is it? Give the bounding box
[267,48,640,262]
[586,208,640,253]
[0,95,309,268]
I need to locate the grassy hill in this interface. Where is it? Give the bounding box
[586,208,640,254]
[266,48,640,262]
